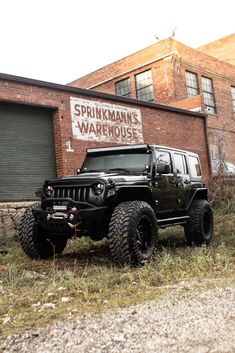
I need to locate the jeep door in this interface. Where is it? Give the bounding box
[153,150,176,213]
[172,152,191,210]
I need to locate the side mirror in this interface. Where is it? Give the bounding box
[76,168,81,175]
[157,163,170,175]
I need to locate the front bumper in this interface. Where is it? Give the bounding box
[32,197,108,231]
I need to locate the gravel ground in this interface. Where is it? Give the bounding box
[1,284,235,353]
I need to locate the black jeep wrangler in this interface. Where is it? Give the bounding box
[19,144,213,266]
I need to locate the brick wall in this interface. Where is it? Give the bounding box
[169,95,201,111]
[198,33,235,66]
[0,76,210,179]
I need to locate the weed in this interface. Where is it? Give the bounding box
[0,212,235,338]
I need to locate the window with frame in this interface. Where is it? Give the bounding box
[185,71,199,97]
[201,77,216,114]
[188,156,201,177]
[115,78,131,97]
[174,153,188,174]
[231,86,235,117]
[135,70,154,102]
[155,151,172,173]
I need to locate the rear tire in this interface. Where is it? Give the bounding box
[108,201,157,266]
[184,199,213,246]
[19,203,67,259]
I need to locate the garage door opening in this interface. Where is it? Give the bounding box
[0,103,56,200]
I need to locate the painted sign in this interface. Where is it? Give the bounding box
[70,97,143,144]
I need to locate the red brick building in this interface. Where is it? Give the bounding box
[70,36,235,169]
[0,73,209,200]
[198,33,235,66]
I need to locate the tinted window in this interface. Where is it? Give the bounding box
[155,151,172,173]
[188,156,201,177]
[82,152,151,172]
[174,154,187,174]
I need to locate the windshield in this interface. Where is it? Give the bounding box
[82,152,151,173]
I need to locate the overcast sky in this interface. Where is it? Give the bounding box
[0,0,234,85]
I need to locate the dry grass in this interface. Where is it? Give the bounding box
[0,211,235,338]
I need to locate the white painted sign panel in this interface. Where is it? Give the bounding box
[70,97,144,144]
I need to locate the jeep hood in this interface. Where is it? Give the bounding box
[45,171,149,187]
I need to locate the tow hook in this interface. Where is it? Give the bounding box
[67,207,80,229]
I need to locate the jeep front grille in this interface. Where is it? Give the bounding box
[53,187,89,202]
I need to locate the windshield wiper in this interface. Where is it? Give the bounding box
[107,168,130,173]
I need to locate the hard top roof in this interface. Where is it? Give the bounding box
[86,144,198,156]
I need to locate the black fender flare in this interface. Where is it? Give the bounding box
[116,185,154,206]
[186,188,208,210]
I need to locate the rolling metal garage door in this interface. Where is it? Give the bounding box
[0,103,56,200]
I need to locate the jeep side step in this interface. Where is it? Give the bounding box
[157,216,189,228]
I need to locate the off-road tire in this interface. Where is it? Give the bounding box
[108,201,157,266]
[184,199,213,246]
[19,202,67,259]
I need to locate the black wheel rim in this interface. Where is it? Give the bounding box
[136,216,153,256]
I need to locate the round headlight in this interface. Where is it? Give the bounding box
[92,183,105,195]
[45,185,54,196]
